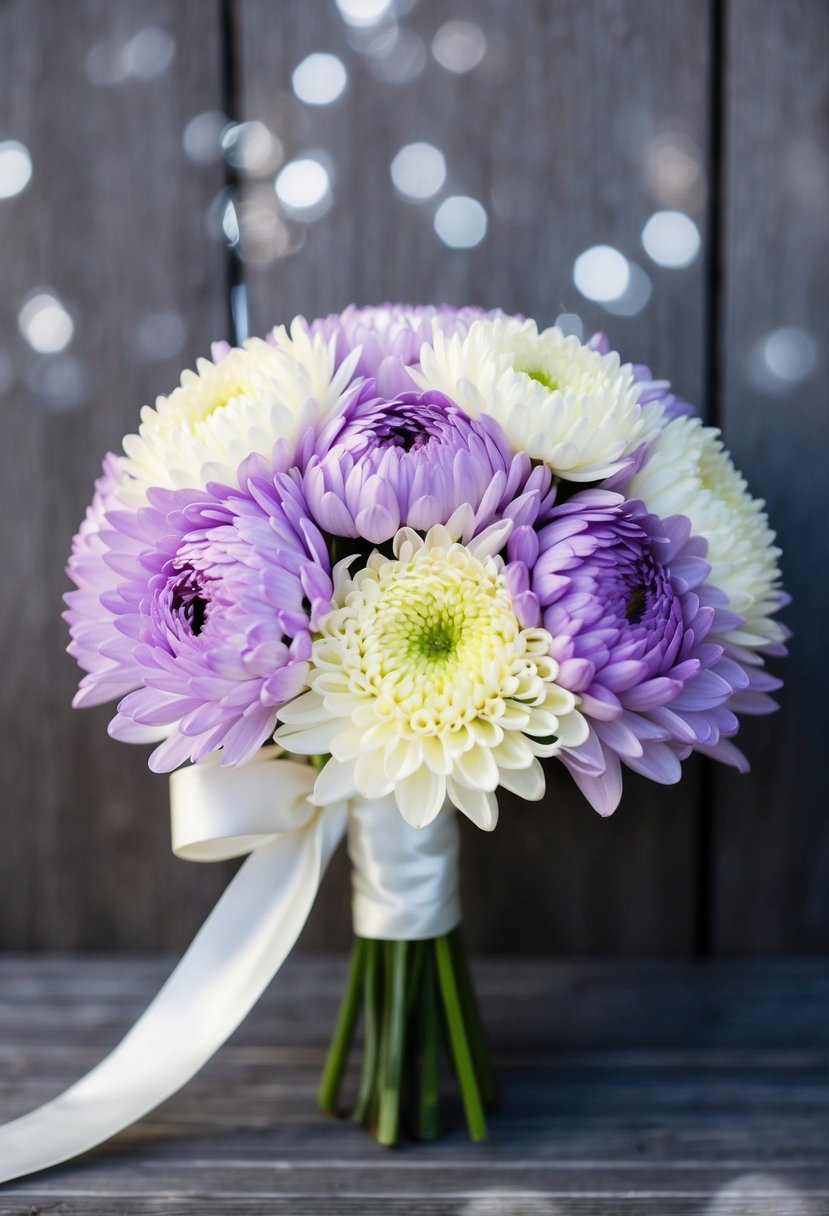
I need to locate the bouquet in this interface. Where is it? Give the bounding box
[0,305,787,1179]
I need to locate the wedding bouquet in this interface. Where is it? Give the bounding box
[0,305,787,1179]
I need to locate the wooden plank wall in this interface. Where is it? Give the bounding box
[0,0,825,954]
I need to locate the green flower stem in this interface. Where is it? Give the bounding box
[404,939,426,1017]
[416,946,441,1140]
[448,928,498,1110]
[353,939,381,1128]
[320,930,494,1144]
[377,940,408,1146]
[317,937,367,1115]
[434,935,488,1141]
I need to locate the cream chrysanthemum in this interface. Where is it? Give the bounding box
[121,327,359,502]
[628,415,786,654]
[275,524,588,830]
[412,317,662,481]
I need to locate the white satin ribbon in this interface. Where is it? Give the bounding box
[349,795,461,940]
[0,748,347,1183]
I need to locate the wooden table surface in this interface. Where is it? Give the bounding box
[0,956,827,1215]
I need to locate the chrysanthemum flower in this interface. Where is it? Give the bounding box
[64,453,145,707]
[65,469,333,772]
[532,490,750,815]
[121,333,359,502]
[275,524,588,831]
[413,317,662,481]
[298,303,500,397]
[302,388,547,545]
[626,416,788,665]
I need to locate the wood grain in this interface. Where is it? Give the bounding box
[233,0,713,955]
[0,957,828,1214]
[0,0,231,950]
[711,0,829,950]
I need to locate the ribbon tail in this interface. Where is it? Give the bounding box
[0,801,347,1183]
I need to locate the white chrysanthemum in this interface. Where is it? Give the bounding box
[412,317,662,481]
[628,415,785,653]
[275,524,588,831]
[121,327,359,502]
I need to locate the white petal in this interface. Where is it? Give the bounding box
[313,757,358,805]
[395,767,446,829]
[447,780,499,831]
[497,757,545,800]
[453,743,499,792]
[273,718,339,754]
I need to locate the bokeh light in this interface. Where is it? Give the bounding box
[18,292,74,354]
[641,210,700,268]
[644,133,705,208]
[221,121,280,174]
[434,196,487,248]
[275,157,332,218]
[749,326,818,392]
[368,29,426,84]
[573,245,630,303]
[25,356,90,412]
[235,188,297,265]
[85,27,174,85]
[336,0,392,26]
[182,112,227,166]
[292,53,348,105]
[221,197,240,246]
[390,142,446,201]
[121,27,175,79]
[432,20,486,73]
[0,141,33,200]
[602,262,652,316]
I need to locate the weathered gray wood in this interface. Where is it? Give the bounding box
[233,0,713,955]
[0,0,825,959]
[0,958,828,1214]
[0,0,231,950]
[1,1203,824,1216]
[711,0,829,950]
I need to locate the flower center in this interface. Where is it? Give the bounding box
[312,537,562,738]
[364,560,509,694]
[201,387,244,420]
[411,618,459,662]
[516,363,558,391]
[170,566,210,636]
[378,415,432,451]
[625,585,646,624]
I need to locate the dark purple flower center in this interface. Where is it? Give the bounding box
[585,543,669,635]
[375,413,432,451]
[329,391,468,461]
[625,585,646,624]
[170,565,210,636]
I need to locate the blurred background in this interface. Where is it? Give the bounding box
[0,0,825,957]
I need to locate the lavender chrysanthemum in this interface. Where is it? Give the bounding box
[303,388,546,546]
[531,490,751,815]
[65,469,333,772]
[295,303,502,396]
[64,453,141,706]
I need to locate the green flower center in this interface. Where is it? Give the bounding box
[408,616,460,664]
[515,363,558,392]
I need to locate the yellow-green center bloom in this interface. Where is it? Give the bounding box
[275,524,588,830]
